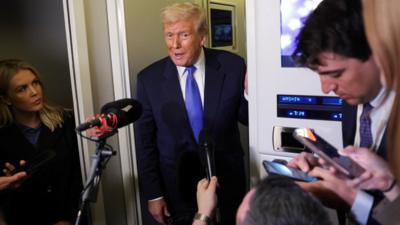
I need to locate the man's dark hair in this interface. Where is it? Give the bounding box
[242,176,332,225]
[292,0,371,67]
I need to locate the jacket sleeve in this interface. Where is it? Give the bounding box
[373,195,400,225]
[134,76,164,201]
[61,112,84,222]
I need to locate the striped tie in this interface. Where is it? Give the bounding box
[360,103,373,148]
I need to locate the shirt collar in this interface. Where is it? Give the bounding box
[177,49,205,78]
[369,88,391,108]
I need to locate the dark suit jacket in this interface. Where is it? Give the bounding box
[373,196,400,225]
[0,112,83,225]
[135,48,248,223]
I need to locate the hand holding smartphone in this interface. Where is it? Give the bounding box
[9,150,56,176]
[293,128,365,178]
[262,160,318,182]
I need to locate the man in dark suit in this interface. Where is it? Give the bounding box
[287,0,394,224]
[134,2,247,225]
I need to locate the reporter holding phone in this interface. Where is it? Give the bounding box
[0,59,83,225]
[287,0,394,224]
[336,0,400,223]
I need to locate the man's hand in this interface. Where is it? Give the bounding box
[297,180,349,210]
[287,152,320,172]
[148,198,170,225]
[303,167,357,206]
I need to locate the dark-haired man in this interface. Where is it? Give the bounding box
[288,0,394,224]
[195,175,332,225]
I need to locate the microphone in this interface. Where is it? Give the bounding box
[76,98,142,134]
[199,128,216,180]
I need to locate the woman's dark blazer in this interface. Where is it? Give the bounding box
[0,112,83,225]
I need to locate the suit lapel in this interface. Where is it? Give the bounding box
[342,102,357,147]
[161,51,225,138]
[162,59,183,102]
[162,59,192,130]
[203,49,224,129]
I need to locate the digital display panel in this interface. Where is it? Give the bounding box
[280,0,323,67]
[278,95,316,105]
[277,94,343,121]
[322,97,343,106]
[210,9,233,47]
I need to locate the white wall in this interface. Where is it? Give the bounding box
[246,0,342,182]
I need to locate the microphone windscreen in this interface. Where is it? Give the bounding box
[101,98,142,128]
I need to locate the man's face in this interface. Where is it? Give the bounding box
[312,53,381,105]
[163,20,206,67]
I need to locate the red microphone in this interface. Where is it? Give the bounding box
[80,113,119,137]
[75,98,142,137]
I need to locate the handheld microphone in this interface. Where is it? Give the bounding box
[199,128,216,180]
[76,98,142,135]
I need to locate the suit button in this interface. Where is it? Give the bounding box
[46,186,53,193]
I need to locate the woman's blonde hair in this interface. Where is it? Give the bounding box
[161,2,208,35]
[363,0,400,178]
[0,59,64,131]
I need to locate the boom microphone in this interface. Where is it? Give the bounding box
[199,128,216,180]
[76,98,142,133]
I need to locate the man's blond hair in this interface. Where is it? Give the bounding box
[161,2,208,35]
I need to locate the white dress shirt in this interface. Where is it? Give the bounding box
[177,49,206,107]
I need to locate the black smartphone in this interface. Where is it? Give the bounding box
[11,150,56,176]
[293,128,365,178]
[262,160,318,182]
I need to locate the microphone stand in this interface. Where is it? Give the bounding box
[75,138,116,225]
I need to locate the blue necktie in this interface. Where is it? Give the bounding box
[185,66,203,143]
[360,103,373,148]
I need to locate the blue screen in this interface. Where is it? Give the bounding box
[281,0,323,67]
[278,95,317,104]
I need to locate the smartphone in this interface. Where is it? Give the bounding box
[262,160,318,182]
[292,128,365,178]
[11,150,56,176]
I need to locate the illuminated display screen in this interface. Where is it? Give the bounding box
[280,0,323,67]
[277,94,342,121]
[278,95,316,104]
[210,9,233,47]
[322,97,343,106]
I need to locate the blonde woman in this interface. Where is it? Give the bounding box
[0,59,83,225]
